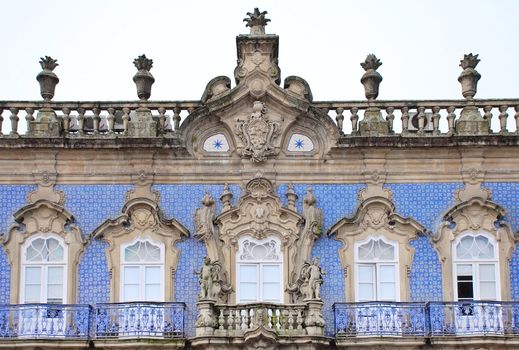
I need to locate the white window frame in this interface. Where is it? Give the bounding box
[452,232,500,301]
[120,238,165,302]
[354,236,400,302]
[236,236,283,303]
[20,234,68,304]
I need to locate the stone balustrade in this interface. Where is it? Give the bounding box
[0,101,200,137]
[0,99,518,139]
[195,300,325,338]
[315,99,519,136]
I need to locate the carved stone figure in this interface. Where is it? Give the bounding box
[195,256,227,300]
[235,101,279,162]
[194,193,216,243]
[300,258,325,300]
[303,188,322,236]
[243,8,270,35]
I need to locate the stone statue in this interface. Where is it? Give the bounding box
[303,188,322,236]
[195,256,223,300]
[300,258,325,300]
[194,193,216,243]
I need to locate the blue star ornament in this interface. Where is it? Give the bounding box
[213,139,223,150]
[294,139,304,149]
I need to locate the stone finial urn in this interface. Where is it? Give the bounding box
[36,56,59,101]
[360,54,382,100]
[133,55,155,101]
[458,53,481,100]
[243,8,270,35]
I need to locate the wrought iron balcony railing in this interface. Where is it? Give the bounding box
[0,302,185,340]
[0,303,92,339]
[334,302,427,337]
[334,301,519,338]
[95,302,185,338]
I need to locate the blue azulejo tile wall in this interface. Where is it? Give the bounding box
[0,185,38,303]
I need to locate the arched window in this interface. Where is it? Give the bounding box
[236,236,283,303]
[120,239,164,302]
[355,237,399,302]
[453,233,499,301]
[21,235,67,304]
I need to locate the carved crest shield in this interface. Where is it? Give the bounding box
[235,101,279,162]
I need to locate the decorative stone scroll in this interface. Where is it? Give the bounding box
[235,101,280,162]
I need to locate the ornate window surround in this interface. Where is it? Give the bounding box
[329,193,425,302]
[433,196,515,301]
[92,184,188,303]
[1,193,85,304]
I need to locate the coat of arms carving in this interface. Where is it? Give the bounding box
[235,101,280,162]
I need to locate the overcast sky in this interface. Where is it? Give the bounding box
[1,0,518,102]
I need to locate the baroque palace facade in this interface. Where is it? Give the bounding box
[1,8,519,350]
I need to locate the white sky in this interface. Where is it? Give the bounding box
[0,0,518,102]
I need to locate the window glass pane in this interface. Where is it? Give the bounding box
[124,266,140,284]
[262,265,280,283]
[480,282,497,300]
[379,282,396,300]
[379,265,395,283]
[479,264,496,282]
[24,285,41,302]
[457,264,472,276]
[145,284,161,301]
[262,283,280,302]
[375,240,395,260]
[239,283,257,301]
[145,266,161,284]
[239,238,280,261]
[124,241,161,262]
[252,244,268,259]
[358,240,375,260]
[47,238,64,261]
[239,265,257,283]
[25,267,41,284]
[358,265,374,283]
[457,275,474,300]
[47,267,64,284]
[124,244,140,262]
[123,284,140,301]
[475,235,494,259]
[144,241,161,261]
[47,284,63,300]
[358,283,374,301]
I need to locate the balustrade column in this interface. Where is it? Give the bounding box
[401,107,409,133]
[77,108,86,134]
[9,108,19,136]
[499,105,508,133]
[0,108,3,135]
[62,108,70,134]
[483,105,493,126]
[173,107,181,131]
[515,106,519,134]
[417,107,426,134]
[386,107,394,133]
[350,108,359,134]
[122,108,130,134]
[446,106,456,134]
[432,106,440,134]
[158,107,166,132]
[107,108,115,133]
[336,107,344,134]
[92,107,101,134]
[25,108,34,134]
